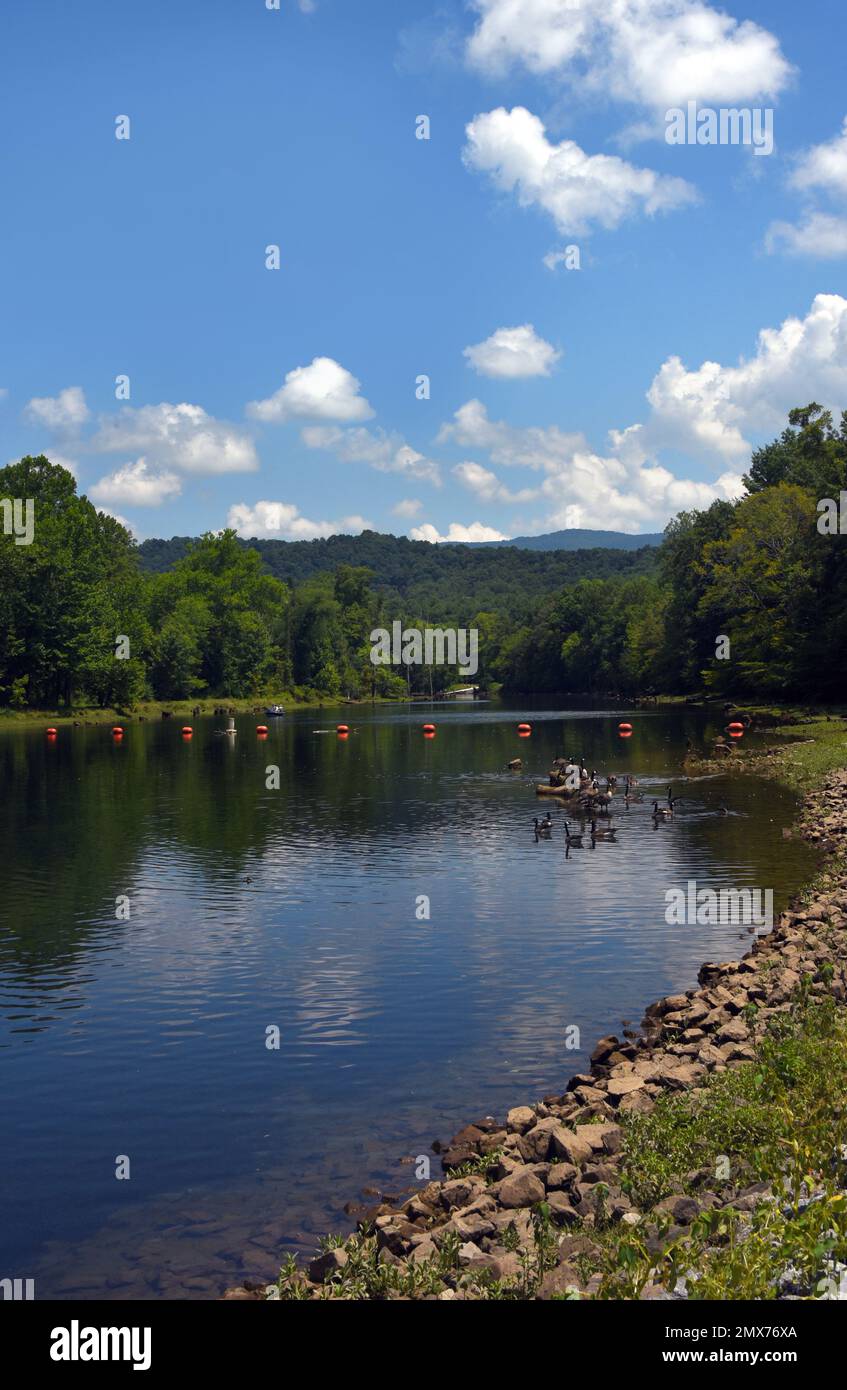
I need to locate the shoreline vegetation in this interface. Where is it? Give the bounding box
[0,695,832,731]
[0,696,376,728]
[222,713,847,1302]
[4,405,847,717]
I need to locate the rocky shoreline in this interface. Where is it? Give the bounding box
[224,760,847,1302]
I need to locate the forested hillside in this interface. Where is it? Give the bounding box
[138,531,658,620]
[2,404,845,708]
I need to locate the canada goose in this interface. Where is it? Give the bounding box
[534,816,553,838]
[652,800,672,819]
[718,806,729,816]
[590,819,617,841]
[508,758,522,770]
[564,821,583,846]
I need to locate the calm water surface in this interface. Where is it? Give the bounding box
[0,702,816,1297]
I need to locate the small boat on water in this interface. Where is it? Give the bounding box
[265,704,286,717]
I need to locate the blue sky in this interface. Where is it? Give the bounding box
[1,0,846,542]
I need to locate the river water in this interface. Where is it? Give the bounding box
[0,702,815,1297]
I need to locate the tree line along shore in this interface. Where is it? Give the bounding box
[2,402,847,712]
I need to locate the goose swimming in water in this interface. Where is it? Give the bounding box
[652,800,673,819]
[564,821,583,846]
[534,815,553,838]
[624,776,643,804]
[590,819,617,841]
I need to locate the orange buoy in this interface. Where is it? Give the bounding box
[256,725,268,734]
[111,726,124,737]
[618,722,633,732]
[182,725,193,734]
[336,724,349,734]
[727,721,745,732]
[517,722,532,734]
[422,723,436,733]
[46,727,57,736]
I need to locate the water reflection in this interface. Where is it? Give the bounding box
[0,703,816,1297]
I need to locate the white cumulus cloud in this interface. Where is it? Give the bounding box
[464,106,697,237]
[410,521,510,543]
[466,0,792,112]
[789,117,847,199]
[638,292,847,460]
[302,425,441,485]
[90,459,182,507]
[766,119,847,260]
[247,357,374,424]
[442,399,743,531]
[765,214,847,259]
[453,460,539,503]
[25,386,90,432]
[227,501,372,541]
[464,323,561,378]
[437,295,847,531]
[88,403,258,474]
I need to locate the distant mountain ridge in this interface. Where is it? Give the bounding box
[137,529,660,619]
[469,528,664,551]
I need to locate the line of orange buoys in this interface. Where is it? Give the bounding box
[44,717,644,746]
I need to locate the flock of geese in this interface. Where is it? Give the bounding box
[533,774,680,852]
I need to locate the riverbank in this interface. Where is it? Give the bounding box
[683,713,847,797]
[0,695,408,729]
[1,696,838,733]
[224,717,847,1301]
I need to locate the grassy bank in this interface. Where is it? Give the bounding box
[271,993,847,1301]
[767,716,847,792]
[684,711,847,794]
[0,695,400,729]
